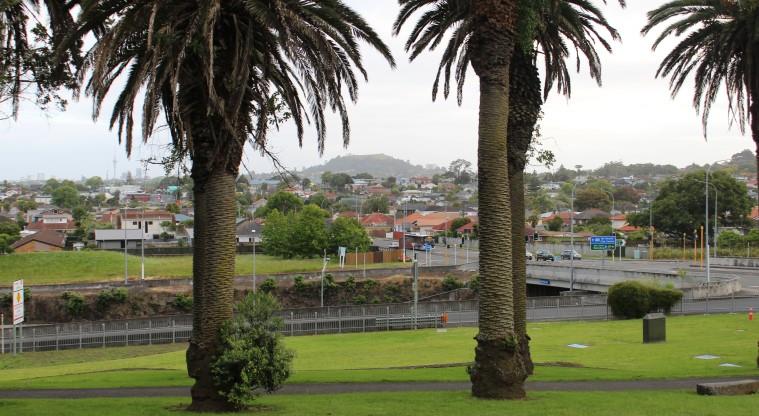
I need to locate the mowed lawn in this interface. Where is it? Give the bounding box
[0,314,756,390]
[0,251,408,285]
[2,391,759,416]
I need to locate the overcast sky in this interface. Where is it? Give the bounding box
[0,1,754,181]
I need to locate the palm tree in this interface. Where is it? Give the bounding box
[395,0,620,398]
[0,0,77,119]
[67,0,393,410]
[642,0,759,192]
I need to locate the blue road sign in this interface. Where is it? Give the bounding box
[539,279,551,285]
[423,243,432,252]
[590,236,616,250]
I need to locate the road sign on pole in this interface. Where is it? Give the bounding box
[590,236,616,251]
[12,280,23,325]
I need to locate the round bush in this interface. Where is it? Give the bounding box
[607,281,651,319]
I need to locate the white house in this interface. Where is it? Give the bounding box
[118,209,175,239]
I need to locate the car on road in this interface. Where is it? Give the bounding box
[535,250,554,261]
[561,249,582,260]
[526,251,534,260]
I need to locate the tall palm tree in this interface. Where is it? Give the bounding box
[642,0,759,191]
[67,0,393,410]
[0,0,77,119]
[397,0,526,398]
[395,0,620,398]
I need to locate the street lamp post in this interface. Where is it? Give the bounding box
[320,250,329,308]
[252,229,257,293]
[649,200,654,261]
[705,160,729,311]
[570,182,578,291]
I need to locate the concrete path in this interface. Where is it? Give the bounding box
[1,377,756,399]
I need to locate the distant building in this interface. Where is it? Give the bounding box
[11,230,66,253]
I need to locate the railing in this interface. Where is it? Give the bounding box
[1,294,757,354]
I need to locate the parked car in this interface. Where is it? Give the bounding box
[535,250,554,261]
[525,251,534,261]
[561,249,582,260]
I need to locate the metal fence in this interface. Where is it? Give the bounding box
[2,294,757,354]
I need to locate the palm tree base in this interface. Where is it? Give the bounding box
[187,342,234,412]
[469,336,528,399]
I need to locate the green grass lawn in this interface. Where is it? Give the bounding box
[0,251,408,285]
[1,391,758,416]
[0,314,756,390]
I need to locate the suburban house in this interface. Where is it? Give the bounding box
[750,206,758,223]
[236,219,263,244]
[33,195,53,204]
[26,209,76,233]
[10,230,66,253]
[610,213,627,230]
[400,211,463,235]
[94,229,144,249]
[361,212,394,237]
[541,211,575,228]
[574,209,610,226]
[117,209,175,239]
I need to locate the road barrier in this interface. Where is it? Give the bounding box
[2,294,757,353]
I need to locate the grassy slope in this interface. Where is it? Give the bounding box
[0,314,756,389]
[0,251,407,285]
[1,392,758,416]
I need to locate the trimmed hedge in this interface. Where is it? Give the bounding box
[607,281,683,319]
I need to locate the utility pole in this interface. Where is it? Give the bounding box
[320,250,329,308]
[412,253,419,330]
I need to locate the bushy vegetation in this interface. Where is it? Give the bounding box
[259,278,277,294]
[441,274,464,292]
[211,292,294,410]
[607,281,683,319]
[172,294,193,312]
[62,291,86,318]
[95,288,128,311]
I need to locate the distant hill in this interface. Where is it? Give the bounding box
[297,154,443,179]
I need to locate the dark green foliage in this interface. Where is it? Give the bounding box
[468,274,480,294]
[342,275,357,293]
[383,283,402,303]
[95,288,128,311]
[363,279,379,291]
[62,291,86,318]
[293,276,308,296]
[351,294,367,305]
[211,292,294,410]
[173,294,193,312]
[608,282,651,319]
[547,216,565,231]
[259,278,277,294]
[649,287,683,314]
[0,293,11,308]
[329,217,371,254]
[441,274,464,292]
[607,281,683,319]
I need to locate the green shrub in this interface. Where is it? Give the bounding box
[259,278,277,294]
[607,281,683,319]
[293,275,307,295]
[96,288,128,311]
[441,274,463,292]
[607,281,651,319]
[352,294,367,305]
[342,275,356,293]
[383,283,402,303]
[468,274,480,293]
[211,292,294,410]
[0,293,11,308]
[324,273,336,288]
[363,279,379,291]
[62,291,86,318]
[649,287,683,314]
[173,293,193,312]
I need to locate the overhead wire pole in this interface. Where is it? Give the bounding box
[570,182,578,291]
[140,160,148,282]
[123,207,128,285]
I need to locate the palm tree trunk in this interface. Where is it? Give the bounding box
[187,158,238,411]
[467,1,528,392]
[507,48,542,377]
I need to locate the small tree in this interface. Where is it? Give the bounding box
[211,292,294,410]
[547,216,565,232]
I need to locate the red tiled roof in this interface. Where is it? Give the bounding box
[610,214,627,221]
[618,225,641,232]
[121,210,174,220]
[11,230,66,249]
[361,212,393,227]
[751,206,759,220]
[27,221,76,232]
